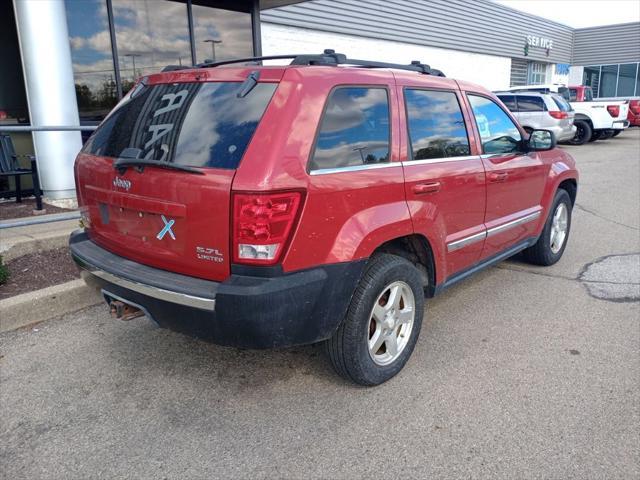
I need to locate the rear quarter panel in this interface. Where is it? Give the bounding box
[232,67,413,272]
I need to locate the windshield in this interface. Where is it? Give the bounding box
[82,81,277,169]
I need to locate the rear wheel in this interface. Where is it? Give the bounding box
[523,189,572,266]
[568,120,592,145]
[599,129,614,140]
[325,254,424,386]
[611,129,622,137]
[589,130,602,142]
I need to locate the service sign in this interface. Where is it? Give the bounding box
[526,35,553,50]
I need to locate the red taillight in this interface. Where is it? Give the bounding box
[607,105,620,117]
[232,191,303,265]
[629,100,640,115]
[549,111,568,119]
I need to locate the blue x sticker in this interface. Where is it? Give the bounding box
[157,215,176,240]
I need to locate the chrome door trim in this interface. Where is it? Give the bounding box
[401,155,479,167]
[447,230,487,252]
[446,210,542,252]
[486,211,541,237]
[309,162,400,176]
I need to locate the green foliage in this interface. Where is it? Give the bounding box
[0,255,9,285]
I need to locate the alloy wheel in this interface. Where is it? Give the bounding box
[367,281,416,366]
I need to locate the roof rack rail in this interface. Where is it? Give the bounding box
[162,49,445,76]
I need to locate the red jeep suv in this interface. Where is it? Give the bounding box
[71,51,578,385]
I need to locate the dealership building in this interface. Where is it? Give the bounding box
[1,0,639,201]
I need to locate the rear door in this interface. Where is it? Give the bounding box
[75,77,278,281]
[399,87,486,278]
[514,95,546,130]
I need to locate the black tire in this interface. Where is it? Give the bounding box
[568,120,592,145]
[599,129,614,140]
[325,254,424,386]
[611,129,622,137]
[588,130,601,142]
[523,189,572,266]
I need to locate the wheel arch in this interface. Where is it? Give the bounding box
[371,233,438,297]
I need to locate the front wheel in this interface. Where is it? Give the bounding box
[523,189,572,266]
[325,254,424,386]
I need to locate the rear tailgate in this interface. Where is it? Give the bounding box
[75,70,281,282]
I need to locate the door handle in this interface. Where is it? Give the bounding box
[488,172,509,183]
[412,182,441,194]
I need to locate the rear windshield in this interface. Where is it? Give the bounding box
[552,95,572,112]
[82,81,277,169]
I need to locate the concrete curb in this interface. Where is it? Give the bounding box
[0,279,102,333]
[0,219,78,262]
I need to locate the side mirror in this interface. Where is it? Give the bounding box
[528,129,556,151]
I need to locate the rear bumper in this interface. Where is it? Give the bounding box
[550,124,576,142]
[612,120,630,130]
[70,230,365,348]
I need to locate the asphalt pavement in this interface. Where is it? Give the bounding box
[1,130,639,479]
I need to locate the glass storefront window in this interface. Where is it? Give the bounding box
[65,0,118,122]
[112,0,191,93]
[583,66,600,95]
[599,64,618,97]
[192,5,253,64]
[617,63,638,97]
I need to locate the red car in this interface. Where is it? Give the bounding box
[71,51,578,385]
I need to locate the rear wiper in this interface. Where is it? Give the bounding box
[237,70,260,98]
[113,158,204,175]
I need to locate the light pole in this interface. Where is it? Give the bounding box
[124,53,141,79]
[203,39,222,62]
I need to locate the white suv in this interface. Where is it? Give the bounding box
[495,92,576,142]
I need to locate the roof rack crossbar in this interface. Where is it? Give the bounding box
[163,49,445,76]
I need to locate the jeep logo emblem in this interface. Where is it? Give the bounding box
[113,177,131,191]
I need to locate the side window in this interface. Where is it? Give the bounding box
[468,94,522,155]
[569,88,577,101]
[497,95,517,112]
[404,89,470,160]
[310,87,390,171]
[516,96,545,112]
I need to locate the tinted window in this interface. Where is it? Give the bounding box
[405,89,470,160]
[516,96,545,112]
[569,88,577,101]
[552,95,572,112]
[310,87,389,171]
[468,95,522,155]
[497,95,517,111]
[83,82,277,169]
[585,87,593,101]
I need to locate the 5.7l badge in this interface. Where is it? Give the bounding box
[196,246,224,263]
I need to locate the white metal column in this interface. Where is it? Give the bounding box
[13,0,82,200]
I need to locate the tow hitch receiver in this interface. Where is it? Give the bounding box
[109,299,144,321]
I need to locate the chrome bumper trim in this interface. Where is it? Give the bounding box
[75,258,216,311]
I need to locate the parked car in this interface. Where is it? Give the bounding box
[571,85,640,135]
[506,84,629,144]
[70,51,579,386]
[494,91,576,142]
